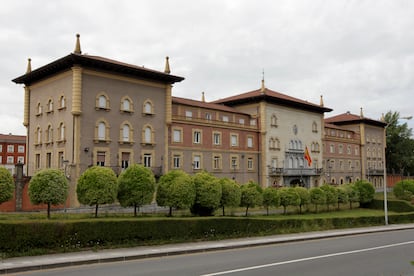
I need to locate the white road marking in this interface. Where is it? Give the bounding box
[200,240,414,276]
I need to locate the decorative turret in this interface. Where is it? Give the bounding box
[320,95,324,107]
[260,70,266,93]
[164,56,171,74]
[360,107,364,118]
[74,34,81,54]
[202,91,205,102]
[26,58,31,73]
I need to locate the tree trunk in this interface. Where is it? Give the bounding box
[95,204,99,218]
[245,206,249,217]
[283,205,287,214]
[168,206,172,217]
[266,206,269,216]
[222,206,225,216]
[134,204,137,217]
[47,203,51,219]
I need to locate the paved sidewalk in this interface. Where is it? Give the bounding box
[1,223,414,274]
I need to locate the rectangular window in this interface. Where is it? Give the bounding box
[35,154,40,169]
[7,156,14,164]
[222,115,229,122]
[7,145,14,153]
[231,156,238,170]
[18,145,25,153]
[247,137,253,148]
[239,118,245,125]
[0,145,2,152]
[231,134,238,147]
[213,132,221,145]
[339,144,343,154]
[121,152,130,169]
[97,151,106,166]
[46,152,52,168]
[173,154,181,168]
[193,155,201,169]
[185,110,192,118]
[330,144,335,153]
[355,146,359,156]
[250,119,256,126]
[173,129,181,143]
[205,113,212,120]
[143,153,152,168]
[58,151,64,168]
[213,155,221,170]
[193,130,201,144]
[17,156,24,164]
[247,158,253,170]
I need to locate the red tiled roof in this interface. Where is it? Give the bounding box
[13,53,184,85]
[0,134,26,142]
[325,112,387,127]
[213,87,332,113]
[173,96,250,115]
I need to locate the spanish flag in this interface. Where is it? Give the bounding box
[304,146,312,167]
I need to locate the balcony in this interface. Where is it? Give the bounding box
[268,167,323,176]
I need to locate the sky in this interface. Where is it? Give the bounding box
[1,0,413,135]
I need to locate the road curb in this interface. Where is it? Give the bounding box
[1,224,414,274]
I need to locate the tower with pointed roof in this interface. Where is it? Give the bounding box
[13,34,184,207]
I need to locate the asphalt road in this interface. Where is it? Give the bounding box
[13,229,414,276]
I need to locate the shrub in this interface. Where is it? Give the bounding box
[76,166,118,218]
[393,180,414,201]
[191,171,222,216]
[219,178,241,216]
[28,169,68,219]
[240,181,263,216]
[117,164,156,216]
[354,180,375,207]
[156,170,195,216]
[262,187,280,215]
[0,167,14,204]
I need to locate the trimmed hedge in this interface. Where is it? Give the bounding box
[1,213,414,256]
[365,199,414,212]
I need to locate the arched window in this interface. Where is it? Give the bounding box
[46,124,53,143]
[143,100,154,114]
[37,102,42,115]
[47,99,53,112]
[145,127,151,143]
[58,122,65,141]
[312,121,318,133]
[59,95,66,109]
[120,96,133,112]
[96,93,110,110]
[142,125,154,144]
[120,122,133,143]
[35,126,42,144]
[270,114,278,127]
[98,122,106,140]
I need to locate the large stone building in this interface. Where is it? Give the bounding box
[11,35,387,208]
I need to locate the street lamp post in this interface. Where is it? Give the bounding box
[383,115,412,225]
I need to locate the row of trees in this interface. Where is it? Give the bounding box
[3,164,375,218]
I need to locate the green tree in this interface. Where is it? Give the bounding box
[219,178,241,216]
[279,187,300,214]
[191,171,222,216]
[294,187,310,214]
[156,170,195,216]
[240,181,263,216]
[320,184,338,211]
[384,111,413,175]
[262,187,280,215]
[393,179,414,201]
[343,183,360,209]
[76,166,118,218]
[310,187,326,213]
[117,164,156,216]
[336,187,349,210]
[354,180,375,207]
[28,169,68,219]
[0,167,14,205]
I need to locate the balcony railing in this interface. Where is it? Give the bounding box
[268,167,323,176]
